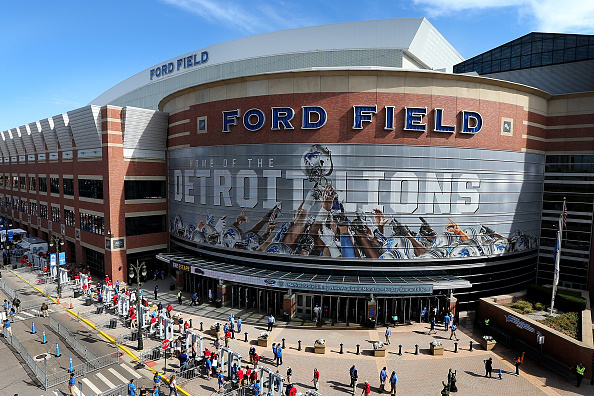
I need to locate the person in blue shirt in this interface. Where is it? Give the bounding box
[68,373,76,395]
[389,371,398,394]
[178,350,188,371]
[152,384,160,396]
[154,373,161,387]
[379,367,387,393]
[3,319,11,337]
[237,317,242,333]
[128,378,137,395]
[276,345,283,366]
[217,371,225,393]
[252,382,261,396]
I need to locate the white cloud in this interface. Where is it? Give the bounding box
[414,0,594,33]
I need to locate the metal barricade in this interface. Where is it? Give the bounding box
[3,326,47,388]
[44,351,120,389]
[101,383,127,396]
[49,316,99,361]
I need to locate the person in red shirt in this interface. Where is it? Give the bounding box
[288,384,297,396]
[224,330,231,347]
[253,353,259,368]
[237,367,244,387]
[362,381,371,395]
[250,369,258,385]
[246,367,252,384]
[166,304,173,318]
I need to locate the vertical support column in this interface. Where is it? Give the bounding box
[217,281,229,306]
[447,293,458,318]
[367,297,377,325]
[283,292,295,319]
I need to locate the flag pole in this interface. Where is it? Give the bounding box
[550,197,566,316]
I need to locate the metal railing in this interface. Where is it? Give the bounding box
[49,316,99,361]
[45,351,120,389]
[3,326,47,388]
[0,279,19,300]
[101,383,127,396]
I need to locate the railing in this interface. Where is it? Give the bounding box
[0,279,19,300]
[49,316,99,361]
[97,382,127,396]
[3,326,47,388]
[45,351,120,389]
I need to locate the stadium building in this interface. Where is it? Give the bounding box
[1,19,593,324]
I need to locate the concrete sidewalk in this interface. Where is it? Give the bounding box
[1,264,591,396]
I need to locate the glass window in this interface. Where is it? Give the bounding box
[510,56,521,69]
[125,215,166,236]
[565,35,576,48]
[531,53,542,67]
[589,45,594,58]
[564,47,576,62]
[12,176,18,188]
[492,47,502,60]
[29,176,36,191]
[40,204,48,219]
[542,39,554,52]
[12,198,18,210]
[124,180,166,200]
[553,36,565,50]
[542,51,553,65]
[50,177,60,194]
[521,55,531,68]
[501,45,511,58]
[30,202,37,217]
[78,179,103,200]
[19,177,26,189]
[86,248,105,276]
[576,46,588,61]
[39,177,47,193]
[491,60,501,73]
[0,175,4,187]
[51,206,61,223]
[80,213,104,235]
[64,209,76,227]
[20,200,26,213]
[577,36,589,47]
[511,43,522,57]
[521,42,531,55]
[63,179,74,196]
[553,50,565,63]
[531,40,542,53]
[501,58,511,70]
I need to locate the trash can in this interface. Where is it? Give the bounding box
[215,299,222,308]
[73,290,81,298]
[283,312,290,322]
[85,297,92,306]
[130,332,138,341]
[170,283,175,291]
[368,317,376,329]
[110,318,117,329]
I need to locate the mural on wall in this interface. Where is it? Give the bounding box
[169,143,544,261]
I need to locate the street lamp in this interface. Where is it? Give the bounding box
[49,234,65,298]
[128,259,147,351]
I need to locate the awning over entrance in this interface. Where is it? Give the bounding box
[157,253,472,295]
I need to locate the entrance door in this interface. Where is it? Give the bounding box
[295,294,312,319]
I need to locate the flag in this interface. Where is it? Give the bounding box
[562,199,567,229]
[551,200,566,314]
[553,230,561,287]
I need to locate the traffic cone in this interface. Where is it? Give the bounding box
[56,342,61,357]
[31,321,36,334]
[42,330,47,344]
[69,299,73,309]
[69,356,73,372]
[57,296,60,304]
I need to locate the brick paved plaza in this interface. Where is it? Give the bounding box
[0,265,590,395]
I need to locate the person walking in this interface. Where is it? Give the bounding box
[379,367,387,393]
[191,293,197,306]
[237,317,242,333]
[350,365,358,390]
[361,381,371,396]
[389,371,398,395]
[68,373,76,396]
[276,344,283,366]
[152,385,159,396]
[3,319,12,337]
[177,290,182,305]
[267,314,275,332]
[385,327,391,344]
[514,353,524,376]
[153,373,161,388]
[576,362,585,387]
[41,302,49,317]
[127,379,137,396]
[484,357,493,378]
[286,366,292,384]
[312,368,320,390]
[428,317,436,335]
[444,313,450,331]
[449,323,458,341]
[154,285,158,300]
[237,366,244,388]
[217,370,225,393]
[168,374,178,396]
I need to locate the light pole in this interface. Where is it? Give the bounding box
[128,259,147,351]
[49,234,65,298]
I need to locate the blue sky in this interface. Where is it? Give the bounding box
[1,0,593,132]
